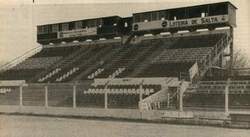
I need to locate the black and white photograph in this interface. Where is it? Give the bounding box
[0,0,250,136]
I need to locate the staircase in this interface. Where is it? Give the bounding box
[129,41,169,77]
[196,34,232,81]
[72,43,125,81]
[139,78,182,110]
[117,43,160,78]
[57,45,113,82]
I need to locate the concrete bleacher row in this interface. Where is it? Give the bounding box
[152,47,213,63]
[0,46,82,81]
[32,46,80,57]
[137,62,193,79]
[0,69,43,80]
[169,34,224,49]
[12,57,62,70]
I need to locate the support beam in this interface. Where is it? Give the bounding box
[45,86,48,108]
[229,27,234,77]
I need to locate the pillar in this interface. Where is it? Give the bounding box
[229,27,234,77]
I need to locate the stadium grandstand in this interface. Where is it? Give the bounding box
[1,1,250,127]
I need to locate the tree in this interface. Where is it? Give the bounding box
[232,50,248,68]
[225,49,248,69]
[224,49,250,78]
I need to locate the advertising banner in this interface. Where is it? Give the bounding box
[58,27,97,38]
[133,15,229,31]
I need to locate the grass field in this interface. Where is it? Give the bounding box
[0,115,249,137]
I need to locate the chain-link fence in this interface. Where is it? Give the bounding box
[1,82,250,112]
[0,83,143,109]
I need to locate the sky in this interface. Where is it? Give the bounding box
[0,0,249,66]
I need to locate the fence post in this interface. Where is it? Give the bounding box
[225,79,230,114]
[104,80,110,109]
[73,85,76,108]
[19,85,23,107]
[139,83,143,101]
[167,92,170,108]
[225,88,229,114]
[45,85,48,108]
[179,91,183,112]
[179,82,183,112]
[104,90,108,109]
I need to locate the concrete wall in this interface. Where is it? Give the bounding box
[0,105,166,120]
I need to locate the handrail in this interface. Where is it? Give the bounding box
[197,34,228,79]
[0,45,43,72]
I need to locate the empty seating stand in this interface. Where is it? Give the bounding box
[0,46,80,81]
[0,33,225,82]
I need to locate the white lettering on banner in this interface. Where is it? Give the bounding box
[58,27,97,38]
[133,15,229,31]
[168,15,228,28]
